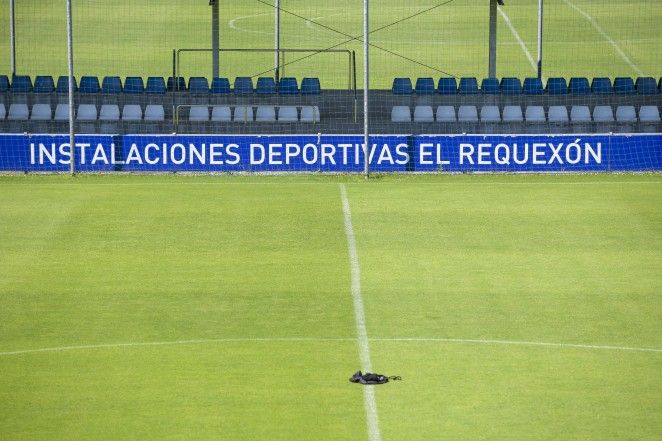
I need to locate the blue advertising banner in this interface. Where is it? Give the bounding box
[1,133,660,172]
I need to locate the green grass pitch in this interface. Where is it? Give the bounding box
[0,173,660,440]
[1,0,660,87]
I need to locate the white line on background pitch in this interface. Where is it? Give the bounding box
[563,0,644,77]
[498,8,539,78]
[340,183,382,441]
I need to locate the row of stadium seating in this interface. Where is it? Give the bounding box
[392,77,662,96]
[391,104,661,124]
[0,75,321,96]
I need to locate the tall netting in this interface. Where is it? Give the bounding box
[0,1,660,171]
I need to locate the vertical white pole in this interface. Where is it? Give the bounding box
[275,0,281,83]
[66,0,76,176]
[537,0,544,79]
[363,0,369,178]
[10,0,16,76]
[212,0,220,78]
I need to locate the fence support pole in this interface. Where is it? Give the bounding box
[488,0,497,78]
[363,0,369,179]
[66,0,75,176]
[10,0,16,77]
[537,0,544,79]
[275,0,281,83]
[212,0,220,78]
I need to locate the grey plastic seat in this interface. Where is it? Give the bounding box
[548,106,569,123]
[391,106,411,122]
[211,106,232,122]
[7,103,29,120]
[592,105,614,122]
[299,106,320,123]
[277,106,298,122]
[99,104,120,121]
[502,105,523,122]
[76,104,98,121]
[233,106,254,122]
[188,106,209,121]
[31,104,52,120]
[413,105,434,122]
[570,105,591,122]
[457,105,478,122]
[122,104,143,121]
[144,105,165,121]
[0,103,5,120]
[615,106,637,122]
[436,105,456,122]
[480,105,501,122]
[54,103,71,121]
[255,105,276,122]
[639,105,660,122]
[525,106,546,122]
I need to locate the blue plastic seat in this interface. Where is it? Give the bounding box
[188,77,210,95]
[56,76,77,94]
[591,77,613,94]
[392,77,413,95]
[146,77,166,95]
[256,77,277,94]
[278,77,298,95]
[167,76,186,91]
[124,76,145,94]
[234,77,254,94]
[415,78,435,95]
[523,77,543,95]
[102,76,122,94]
[546,77,568,95]
[437,77,457,95]
[11,75,33,93]
[210,77,231,94]
[635,77,657,95]
[458,77,479,94]
[480,78,499,95]
[34,76,55,94]
[500,77,521,95]
[0,75,9,92]
[614,77,635,95]
[301,77,321,95]
[568,77,590,95]
[79,76,100,93]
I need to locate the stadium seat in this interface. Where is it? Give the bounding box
[436,105,456,122]
[77,104,98,121]
[211,106,232,122]
[458,77,479,94]
[638,105,660,122]
[525,106,546,122]
[391,106,411,122]
[146,77,166,95]
[56,76,77,94]
[210,77,231,94]
[189,77,210,95]
[144,104,164,121]
[502,105,524,122]
[413,105,434,122]
[480,78,499,95]
[31,104,52,120]
[591,77,613,94]
[79,76,101,94]
[300,78,321,95]
[546,77,568,95]
[592,105,614,122]
[634,77,657,95]
[54,103,71,121]
[415,78,435,95]
[7,103,29,120]
[167,76,186,92]
[0,75,9,93]
[457,105,478,122]
[437,77,457,95]
[523,77,543,95]
[548,105,569,122]
[570,105,591,122]
[124,77,145,94]
[480,105,500,122]
[99,104,120,120]
[234,77,254,94]
[11,75,33,93]
[101,76,122,94]
[299,106,320,122]
[569,77,590,95]
[256,77,277,94]
[500,77,521,95]
[0,103,5,120]
[278,106,298,122]
[278,77,299,95]
[34,76,55,94]
[233,105,254,122]
[615,105,637,122]
[188,105,209,121]
[122,104,142,121]
[255,105,276,122]
[392,78,413,95]
[614,77,635,95]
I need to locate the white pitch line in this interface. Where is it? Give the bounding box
[563,0,644,77]
[340,183,382,441]
[498,7,539,78]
